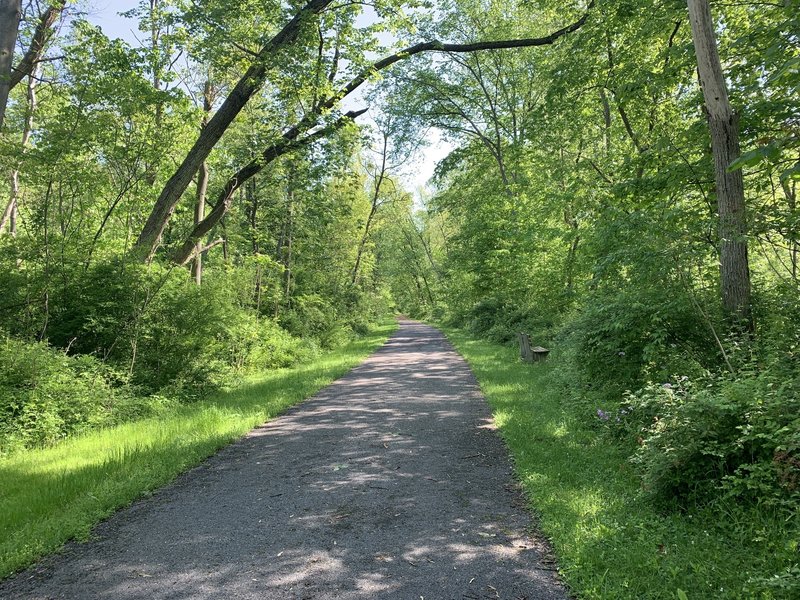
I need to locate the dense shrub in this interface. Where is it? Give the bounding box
[611,365,800,510]
[1,256,375,453]
[0,336,121,451]
[32,260,330,392]
[554,285,715,405]
[281,292,379,350]
[0,335,189,453]
[244,318,320,369]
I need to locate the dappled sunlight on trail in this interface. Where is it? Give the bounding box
[0,320,566,600]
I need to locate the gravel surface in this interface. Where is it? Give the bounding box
[1,319,569,600]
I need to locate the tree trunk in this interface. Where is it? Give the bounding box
[782,177,797,282]
[1,62,37,236]
[351,132,388,285]
[134,0,336,259]
[246,176,259,254]
[191,161,209,284]
[687,0,752,326]
[0,0,21,131]
[7,2,65,90]
[282,185,294,305]
[245,177,261,303]
[599,87,611,155]
[191,80,213,284]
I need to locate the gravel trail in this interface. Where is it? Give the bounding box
[1,319,569,599]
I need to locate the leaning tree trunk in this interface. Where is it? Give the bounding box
[687,0,752,327]
[0,0,21,131]
[7,2,65,91]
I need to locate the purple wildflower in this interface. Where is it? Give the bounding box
[597,409,610,421]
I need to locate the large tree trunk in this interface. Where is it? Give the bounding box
[134,0,336,259]
[687,0,752,326]
[7,2,65,90]
[0,0,21,131]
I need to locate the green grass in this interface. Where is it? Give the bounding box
[442,327,799,600]
[0,319,396,579]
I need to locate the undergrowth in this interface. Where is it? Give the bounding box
[442,326,799,600]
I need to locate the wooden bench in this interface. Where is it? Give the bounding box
[517,333,550,363]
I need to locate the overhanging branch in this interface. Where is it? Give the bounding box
[152,1,595,263]
[170,108,368,265]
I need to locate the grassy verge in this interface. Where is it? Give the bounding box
[0,319,396,579]
[442,326,798,600]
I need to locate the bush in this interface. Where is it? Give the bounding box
[245,319,319,369]
[555,285,713,405]
[281,294,354,349]
[624,368,800,510]
[0,336,121,451]
[44,260,290,392]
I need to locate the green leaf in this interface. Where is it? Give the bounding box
[727,143,780,172]
[780,163,800,182]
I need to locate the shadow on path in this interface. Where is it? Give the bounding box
[0,320,568,600]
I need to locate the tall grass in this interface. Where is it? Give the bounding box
[442,327,798,600]
[0,320,396,579]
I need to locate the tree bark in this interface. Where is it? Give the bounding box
[170,108,366,266]
[191,80,213,284]
[135,3,595,260]
[191,161,209,284]
[0,0,21,131]
[1,62,37,236]
[8,2,65,90]
[687,0,752,326]
[134,0,336,259]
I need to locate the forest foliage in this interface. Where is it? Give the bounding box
[0,0,798,595]
[372,0,799,517]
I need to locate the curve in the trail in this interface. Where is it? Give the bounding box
[1,319,568,600]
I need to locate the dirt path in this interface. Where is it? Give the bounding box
[1,320,568,599]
